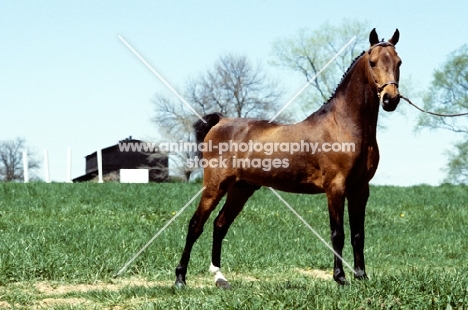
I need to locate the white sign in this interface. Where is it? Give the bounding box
[120,169,149,183]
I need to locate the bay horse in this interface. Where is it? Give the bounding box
[175,28,402,288]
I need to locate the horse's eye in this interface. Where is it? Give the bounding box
[369,61,377,68]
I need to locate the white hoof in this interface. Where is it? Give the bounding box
[209,262,231,288]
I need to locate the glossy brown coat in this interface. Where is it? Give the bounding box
[175,28,402,287]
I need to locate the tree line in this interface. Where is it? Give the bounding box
[2,20,467,183]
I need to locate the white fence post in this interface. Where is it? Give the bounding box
[22,151,29,183]
[97,149,103,183]
[66,147,72,183]
[44,149,50,183]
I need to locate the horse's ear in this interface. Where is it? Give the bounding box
[369,28,379,46]
[389,29,400,46]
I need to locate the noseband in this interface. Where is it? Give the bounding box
[377,81,399,97]
[368,42,399,98]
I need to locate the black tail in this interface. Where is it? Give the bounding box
[193,112,223,157]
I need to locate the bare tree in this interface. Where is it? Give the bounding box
[152,53,285,181]
[187,54,284,118]
[0,138,40,182]
[152,94,200,181]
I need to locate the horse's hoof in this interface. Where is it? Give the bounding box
[215,279,232,290]
[335,276,350,286]
[174,279,186,289]
[354,270,368,280]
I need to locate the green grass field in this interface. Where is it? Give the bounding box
[0,182,467,309]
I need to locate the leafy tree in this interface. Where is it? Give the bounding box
[418,44,468,133]
[270,20,416,120]
[152,53,285,181]
[444,141,468,184]
[270,19,370,114]
[418,44,468,184]
[0,137,40,182]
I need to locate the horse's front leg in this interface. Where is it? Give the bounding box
[326,184,347,285]
[347,184,369,280]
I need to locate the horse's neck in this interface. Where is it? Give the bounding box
[322,57,380,139]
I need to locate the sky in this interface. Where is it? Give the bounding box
[1,0,467,185]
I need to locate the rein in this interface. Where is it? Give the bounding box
[368,43,468,117]
[399,94,468,117]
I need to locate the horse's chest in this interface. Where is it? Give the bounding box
[365,144,380,179]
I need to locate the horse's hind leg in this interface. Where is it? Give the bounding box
[210,181,258,289]
[174,184,228,287]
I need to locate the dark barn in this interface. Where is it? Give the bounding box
[73,138,168,182]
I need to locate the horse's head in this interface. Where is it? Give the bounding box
[368,28,402,112]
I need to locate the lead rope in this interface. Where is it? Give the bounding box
[399,94,468,117]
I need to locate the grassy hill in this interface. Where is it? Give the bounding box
[0,183,467,308]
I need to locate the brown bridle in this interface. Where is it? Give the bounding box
[368,42,400,98]
[369,42,468,117]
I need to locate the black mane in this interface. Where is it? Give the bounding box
[323,50,366,105]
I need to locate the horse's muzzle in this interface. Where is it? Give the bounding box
[381,93,400,111]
